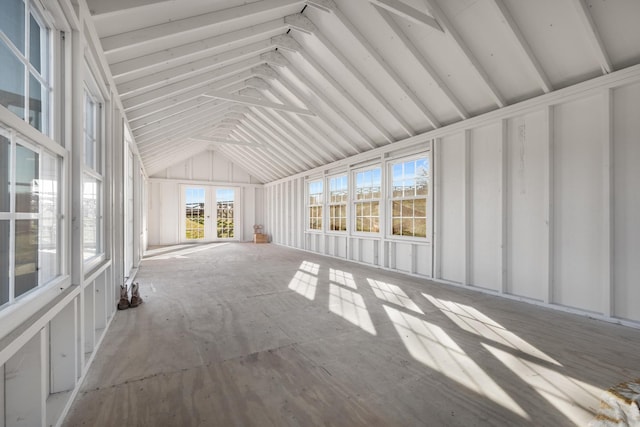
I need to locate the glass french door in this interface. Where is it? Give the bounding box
[183,186,237,242]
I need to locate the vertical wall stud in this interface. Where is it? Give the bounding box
[500,119,508,294]
[463,130,471,286]
[602,88,613,317]
[431,138,440,279]
[545,105,555,304]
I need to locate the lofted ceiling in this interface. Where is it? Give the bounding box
[86,0,640,182]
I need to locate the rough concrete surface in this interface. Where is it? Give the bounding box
[63,243,640,426]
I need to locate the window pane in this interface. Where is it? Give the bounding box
[0,40,26,120]
[414,218,427,238]
[83,176,99,260]
[0,0,25,53]
[217,188,234,238]
[0,133,9,212]
[15,219,38,298]
[39,152,58,283]
[0,221,8,305]
[29,73,43,131]
[29,13,42,73]
[185,187,204,240]
[84,95,95,170]
[15,143,38,213]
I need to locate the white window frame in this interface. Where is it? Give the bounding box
[306,178,323,232]
[352,166,382,235]
[81,73,105,271]
[0,126,63,309]
[327,173,348,233]
[0,0,54,136]
[387,153,430,242]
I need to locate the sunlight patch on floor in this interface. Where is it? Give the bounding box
[329,268,357,289]
[484,344,602,425]
[329,284,376,335]
[367,279,424,314]
[288,261,320,300]
[423,293,561,366]
[384,305,530,420]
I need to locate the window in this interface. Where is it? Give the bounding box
[390,157,429,238]
[0,0,51,134]
[307,180,323,231]
[82,88,103,263]
[216,188,234,238]
[328,175,347,231]
[0,126,61,308]
[354,168,381,233]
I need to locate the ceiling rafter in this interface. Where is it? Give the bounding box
[188,136,256,146]
[109,18,288,77]
[216,145,278,182]
[487,0,552,93]
[374,7,469,120]
[263,60,372,152]
[569,0,612,74]
[273,34,394,144]
[128,98,225,131]
[239,119,309,172]
[125,71,254,121]
[285,13,415,137]
[230,127,299,176]
[117,40,277,96]
[244,111,321,168]
[221,140,289,180]
[202,90,316,116]
[136,109,243,147]
[423,0,506,108]
[359,0,442,31]
[308,0,441,130]
[246,75,353,159]
[122,57,264,110]
[144,141,209,172]
[244,91,334,163]
[132,101,240,138]
[100,0,305,53]
[250,82,348,160]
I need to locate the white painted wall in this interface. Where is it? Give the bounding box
[147,150,264,246]
[612,81,640,321]
[264,67,640,326]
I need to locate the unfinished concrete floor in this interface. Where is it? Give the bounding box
[63,243,640,426]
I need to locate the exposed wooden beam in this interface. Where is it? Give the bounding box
[265,60,372,152]
[362,0,442,31]
[570,0,612,74]
[375,7,469,120]
[273,34,393,144]
[423,0,506,108]
[488,0,552,93]
[309,1,441,130]
[109,18,287,77]
[215,145,278,183]
[247,95,333,164]
[245,112,320,168]
[101,0,305,53]
[188,136,255,146]
[126,72,253,121]
[117,40,276,96]
[286,13,415,137]
[202,91,315,116]
[252,84,347,160]
[123,58,263,110]
[230,127,299,176]
[240,119,309,172]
